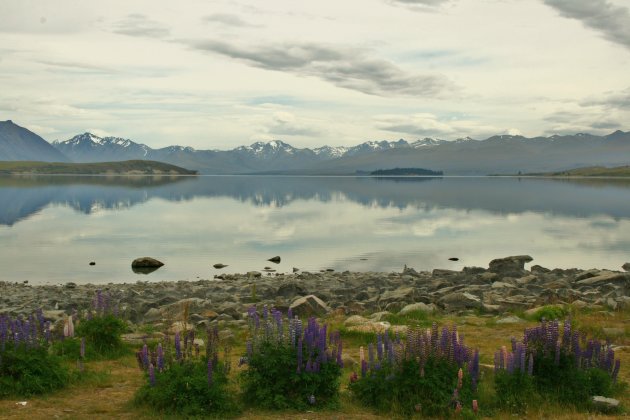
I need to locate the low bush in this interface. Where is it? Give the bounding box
[133,327,239,417]
[0,310,71,397]
[75,290,127,357]
[239,306,343,410]
[349,323,481,417]
[494,318,624,413]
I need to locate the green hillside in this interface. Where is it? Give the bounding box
[0,160,197,175]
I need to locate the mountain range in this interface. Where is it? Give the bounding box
[2,119,630,175]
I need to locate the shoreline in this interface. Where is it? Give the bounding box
[2,255,629,327]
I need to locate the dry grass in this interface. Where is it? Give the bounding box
[1,308,629,419]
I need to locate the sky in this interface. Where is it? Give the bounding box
[1,0,629,150]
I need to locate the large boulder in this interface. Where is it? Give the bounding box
[289,295,330,317]
[439,292,481,311]
[399,302,435,315]
[576,272,630,286]
[622,262,630,272]
[488,255,533,275]
[131,257,164,268]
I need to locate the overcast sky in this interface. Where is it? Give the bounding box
[1,0,629,149]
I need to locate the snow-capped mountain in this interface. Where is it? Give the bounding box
[45,128,630,175]
[410,138,446,148]
[53,133,152,162]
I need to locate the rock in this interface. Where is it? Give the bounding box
[439,292,481,311]
[89,262,95,266]
[399,302,435,315]
[65,282,77,289]
[247,271,262,278]
[482,303,501,313]
[289,295,330,317]
[169,321,193,334]
[576,271,630,286]
[267,256,281,264]
[496,316,525,324]
[131,257,164,268]
[591,396,620,412]
[530,265,550,274]
[369,311,391,322]
[623,262,630,272]
[42,310,66,322]
[432,269,459,277]
[491,281,516,289]
[488,255,533,274]
[345,315,370,326]
[213,263,228,269]
[143,308,162,322]
[448,257,459,261]
[379,287,417,304]
[293,267,299,273]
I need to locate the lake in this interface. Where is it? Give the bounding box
[1,175,629,285]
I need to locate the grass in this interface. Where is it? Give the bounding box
[1,308,629,419]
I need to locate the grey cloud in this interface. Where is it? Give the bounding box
[544,0,630,50]
[591,120,620,130]
[113,14,170,38]
[189,40,454,97]
[202,14,261,28]
[379,123,452,137]
[581,87,630,110]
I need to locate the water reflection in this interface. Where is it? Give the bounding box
[1,175,630,226]
[0,175,629,284]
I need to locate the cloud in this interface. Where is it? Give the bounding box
[188,40,454,97]
[543,0,630,50]
[374,113,500,139]
[202,14,261,28]
[113,14,170,38]
[265,112,321,137]
[386,0,454,11]
[581,87,630,110]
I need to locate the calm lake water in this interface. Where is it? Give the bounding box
[1,175,629,285]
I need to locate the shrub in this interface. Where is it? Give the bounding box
[529,305,567,322]
[75,290,127,357]
[494,319,623,412]
[0,310,71,397]
[133,327,239,417]
[349,323,481,417]
[239,306,343,410]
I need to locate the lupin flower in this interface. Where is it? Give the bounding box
[472,399,478,414]
[174,332,182,361]
[80,337,86,359]
[457,368,463,390]
[207,358,213,387]
[148,363,156,387]
[157,343,164,372]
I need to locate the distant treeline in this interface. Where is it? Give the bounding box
[370,167,443,176]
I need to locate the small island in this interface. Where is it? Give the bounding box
[370,167,443,176]
[0,160,198,175]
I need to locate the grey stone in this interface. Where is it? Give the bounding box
[289,295,330,317]
[488,255,533,274]
[496,316,525,324]
[131,257,164,268]
[623,262,630,272]
[576,271,630,286]
[399,302,435,315]
[439,292,481,311]
[379,287,417,304]
[143,307,162,322]
[591,396,620,412]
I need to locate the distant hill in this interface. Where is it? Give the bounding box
[536,165,630,177]
[370,167,443,176]
[0,160,197,175]
[0,120,69,162]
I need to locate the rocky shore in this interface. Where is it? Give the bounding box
[1,256,629,329]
